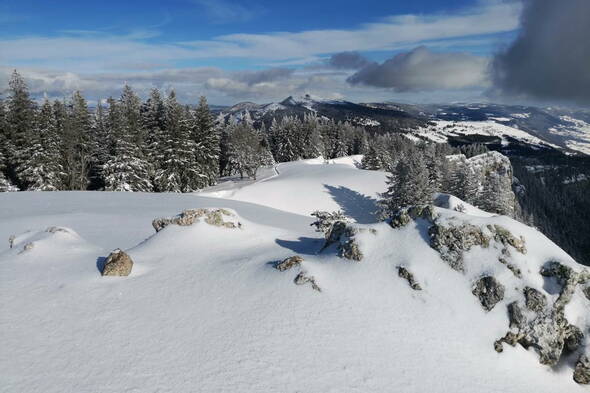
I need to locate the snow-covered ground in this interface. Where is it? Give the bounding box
[1,158,588,393]
[415,120,560,149]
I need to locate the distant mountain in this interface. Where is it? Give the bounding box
[215,97,590,156]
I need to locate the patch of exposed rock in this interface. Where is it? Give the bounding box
[574,355,590,384]
[397,266,422,291]
[472,276,504,311]
[321,221,366,261]
[523,287,547,312]
[294,271,321,292]
[101,249,133,277]
[584,286,590,302]
[389,205,437,229]
[152,208,240,232]
[276,256,303,271]
[18,242,34,254]
[495,261,589,379]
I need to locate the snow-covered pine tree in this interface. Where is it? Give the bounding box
[449,160,478,204]
[227,122,268,179]
[102,87,153,192]
[299,114,323,159]
[0,98,15,191]
[6,70,36,188]
[191,96,220,188]
[16,99,65,190]
[479,173,514,216]
[154,90,199,192]
[379,151,434,217]
[141,88,166,180]
[269,116,299,162]
[361,141,384,170]
[62,91,93,190]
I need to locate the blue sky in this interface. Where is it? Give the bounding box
[0,0,523,105]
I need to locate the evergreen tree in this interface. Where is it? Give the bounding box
[141,88,166,179]
[479,173,514,216]
[449,161,478,204]
[227,122,268,179]
[6,70,36,187]
[154,91,200,192]
[379,152,434,216]
[191,96,220,188]
[102,92,152,192]
[361,141,385,170]
[62,91,93,190]
[17,99,64,190]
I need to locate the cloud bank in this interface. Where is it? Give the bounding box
[491,0,590,104]
[348,46,489,91]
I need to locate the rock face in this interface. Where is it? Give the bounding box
[574,355,590,384]
[397,266,422,291]
[102,249,133,277]
[321,221,364,261]
[152,208,240,232]
[294,271,321,292]
[584,286,590,301]
[472,276,505,311]
[523,287,547,312]
[276,256,303,271]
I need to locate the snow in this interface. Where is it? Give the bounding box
[548,116,590,155]
[1,158,588,393]
[415,120,560,149]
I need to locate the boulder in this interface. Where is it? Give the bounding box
[574,355,590,384]
[507,302,526,329]
[152,208,240,232]
[397,266,422,291]
[294,271,321,292]
[102,249,133,277]
[276,256,303,272]
[472,276,505,311]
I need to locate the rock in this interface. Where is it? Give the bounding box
[507,302,526,329]
[584,286,590,301]
[18,242,34,254]
[152,208,240,232]
[472,276,505,311]
[102,249,133,277]
[429,222,490,272]
[276,256,303,272]
[524,287,547,312]
[321,221,363,261]
[8,234,15,249]
[498,257,522,278]
[489,225,526,254]
[564,324,584,352]
[397,266,422,291]
[311,210,348,237]
[340,238,363,261]
[294,271,321,292]
[390,205,437,229]
[574,355,590,384]
[45,226,69,234]
[540,261,590,310]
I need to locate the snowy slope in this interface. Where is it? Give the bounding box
[1,159,588,393]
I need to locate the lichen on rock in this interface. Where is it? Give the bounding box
[574,355,590,384]
[523,287,547,312]
[101,249,133,277]
[429,222,490,272]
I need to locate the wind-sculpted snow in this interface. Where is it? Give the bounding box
[0,159,588,392]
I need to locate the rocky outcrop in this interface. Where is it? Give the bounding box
[320,221,365,261]
[397,266,422,291]
[152,208,240,232]
[574,355,590,384]
[495,261,588,375]
[584,286,590,301]
[472,276,505,311]
[276,256,303,271]
[102,249,133,277]
[389,205,437,229]
[429,223,490,272]
[294,271,321,292]
[489,225,527,254]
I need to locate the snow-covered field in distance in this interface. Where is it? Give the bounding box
[1,158,587,393]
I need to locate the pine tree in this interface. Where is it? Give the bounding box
[6,70,36,187]
[62,91,93,190]
[102,85,152,192]
[379,152,434,216]
[479,173,514,216]
[449,161,478,204]
[227,122,268,179]
[141,88,166,179]
[154,91,200,192]
[191,96,220,188]
[17,99,64,190]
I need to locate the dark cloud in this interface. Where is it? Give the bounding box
[235,68,295,86]
[491,0,590,104]
[347,46,488,91]
[327,52,371,69]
